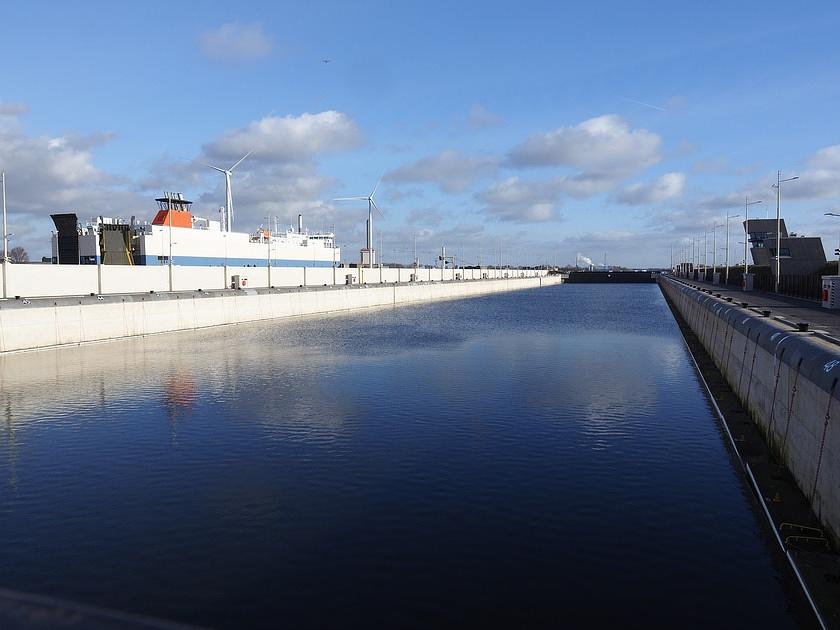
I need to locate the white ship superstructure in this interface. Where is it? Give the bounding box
[51,192,340,268]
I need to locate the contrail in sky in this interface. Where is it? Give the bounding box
[621,97,668,112]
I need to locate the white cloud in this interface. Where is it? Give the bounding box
[188,112,365,236]
[199,21,274,60]
[615,172,686,205]
[0,107,146,257]
[789,145,840,200]
[475,169,640,223]
[385,150,497,193]
[0,118,122,206]
[507,114,661,177]
[202,111,362,164]
[476,177,563,222]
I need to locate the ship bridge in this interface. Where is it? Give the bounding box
[152,192,193,228]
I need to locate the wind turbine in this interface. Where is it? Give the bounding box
[202,150,253,232]
[334,178,384,268]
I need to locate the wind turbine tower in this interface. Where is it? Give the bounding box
[203,150,253,232]
[334,178,383,268]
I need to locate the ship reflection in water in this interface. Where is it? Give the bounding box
[0,285,805,628]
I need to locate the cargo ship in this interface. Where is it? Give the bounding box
[50,192,340,267]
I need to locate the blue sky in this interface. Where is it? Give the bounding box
[2,0,840,267]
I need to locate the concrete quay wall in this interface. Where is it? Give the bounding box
[658,276,840,543]
[0,275,563,354]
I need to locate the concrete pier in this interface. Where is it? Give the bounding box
[658,275,840,547]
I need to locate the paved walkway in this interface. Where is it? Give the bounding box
[666,274,840,341]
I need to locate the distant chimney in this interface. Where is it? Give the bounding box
[298,214,303,233]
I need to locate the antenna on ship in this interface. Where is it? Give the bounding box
[202,150,253,232]
[334,176,384,269]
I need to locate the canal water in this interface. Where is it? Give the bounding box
[0,284,805,628]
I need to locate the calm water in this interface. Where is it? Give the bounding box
[0,284,804,628]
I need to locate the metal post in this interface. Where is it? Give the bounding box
[725,215,731,284]
[168,209,173,292]
[711,225,716,275]
[772,171,798,293]
[712,222,724,279]
[96,215,104,295]
[691,237,695,276]
[775,170,781,292]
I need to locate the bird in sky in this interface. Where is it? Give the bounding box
[321,59,331,64]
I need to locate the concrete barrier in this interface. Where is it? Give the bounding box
[0,275,562,355]
[659,275,840,544]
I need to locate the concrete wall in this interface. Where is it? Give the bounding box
[659,276,840,543]
[0,275,563,355]
[0,263,545,298]
[4,264,99,298]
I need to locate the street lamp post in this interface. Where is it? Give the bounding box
[724,213,740,284]
[743,196,762,290]
[692,236,697,277]
[712,222,724,279]
[168,210,173,292]
[771,171,799,292]
[825,211,840,274]
[686,242,691,277]
[264,216,274,288]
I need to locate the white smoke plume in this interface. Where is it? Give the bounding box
[576,253,594,267]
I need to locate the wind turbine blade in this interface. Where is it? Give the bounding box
[229,149,254,172]
[333,196,368,201]
[370,175,383,198]
[371,198,385,219]
[201,163,227,174]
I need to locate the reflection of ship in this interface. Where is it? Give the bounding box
[50,192,340,267]
[0,327,346,435]
[164,373,198,412]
